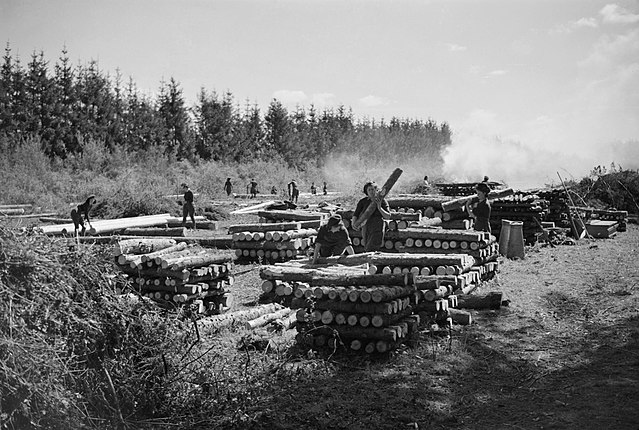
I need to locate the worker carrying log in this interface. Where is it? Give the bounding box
[352,181,392,251]
[181,183,196,230]
[465,182,492,233]
[70,195,96,236]
[312,214,355,263]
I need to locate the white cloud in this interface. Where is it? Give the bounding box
[446,43,467,52]
[550,17,598,34]
[486,69,508,77]
[600,4,639,24]
[311,92,336,107]
[358,95,390,108]
[272,90,307,105]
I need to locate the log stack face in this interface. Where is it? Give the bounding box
[113,239,236,315]
[489,192,550,245]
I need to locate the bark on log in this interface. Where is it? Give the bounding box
[384,227,487,243]
[165,252,236,270]
[232,239,304,250]
[113,238,178,256]
[456,292,503,309]
[352,168,403,230]
[228,221,301,234]
[260,266,409,286]
[139,242,189,263]
[448,308,472,325]
[442,188,515,212]
[385,195,452,210]
[122,227,187,237]
[245,308,295,330]
[257,210,328,221]
[199,303,284,330]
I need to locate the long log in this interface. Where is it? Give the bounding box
[384,228,487,243]
[166,252,235,270]
[260,266,409,286]
[199,303,284,330]
[442,188,515,212]
[385,195,453,210]
[257,210,328,221]
[456,292,503,309]
[113,238,178,256]
[123,227,187,237]
[352,168,403,230]
[245,308,295,330]
[232,239,304,250]
[228,221,302,234]
[230,200,280,215]
[0,208,25,215]
[139,242,189,263]
[39,213,172,235]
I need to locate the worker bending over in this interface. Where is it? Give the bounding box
[312,214,355,263]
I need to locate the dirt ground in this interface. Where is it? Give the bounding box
[215,223,639,430]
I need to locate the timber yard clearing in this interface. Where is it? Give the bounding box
[1,199,638,430]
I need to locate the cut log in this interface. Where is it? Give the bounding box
[456,292,503,309]
[199,303,283,330]
[257,210,328,221]
[139,242,189,263]
[260,266,409,286]
[442,188,515,212]
[228,221,302,234]
[352,168,403,230]
[113,238,178,256]
[448,308,472,325]
[39,213,172,236]
[165,252,236,270]
[245,308,295,330]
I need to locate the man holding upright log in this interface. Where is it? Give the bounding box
[352,168,403,252]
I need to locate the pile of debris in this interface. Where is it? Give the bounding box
[113,238,235,315]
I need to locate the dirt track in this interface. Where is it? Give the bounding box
[224,225,639,430]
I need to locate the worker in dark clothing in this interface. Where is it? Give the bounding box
[223,178,233,196]
[181,183,196,229]
[249,179,258,198]
[71,195,96,236]
[312,214,355,263]
[271,185,278,195]
[323,181,328,195]
[352,181,391,252]
[310,182,317,195]
[466,182,491,233]
[288,179,299,203]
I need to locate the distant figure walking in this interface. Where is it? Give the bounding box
[323,181,328,195]
[71,195,96,236]
[310,182,317,195]
[249,179,258,198]
[223,178,233,196]
[181,183,196,229]
[288,179,299,203]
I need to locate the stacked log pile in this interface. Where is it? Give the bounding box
[571,206,628,232]
[113,238,236,315]
[260,265,420,353]
[536,189,571,229]
[434,182,504,196]
[489,192,550,245]
[229,221,317,264]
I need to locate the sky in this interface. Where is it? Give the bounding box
[1,0,638,188]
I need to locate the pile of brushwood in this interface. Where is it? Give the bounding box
[0,225,197,429]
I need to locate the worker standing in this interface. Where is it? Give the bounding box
[288,179,299,203]
[466,182,491,233]
[223,178,233,196]
[181,183,196,230]
[249,179,258,198]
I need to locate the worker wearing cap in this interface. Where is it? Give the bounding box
[466,182,492,233]
[312,214,355,263]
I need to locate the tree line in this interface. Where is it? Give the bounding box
[0,44,452,168]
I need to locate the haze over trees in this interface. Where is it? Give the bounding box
[0,44,452,169]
